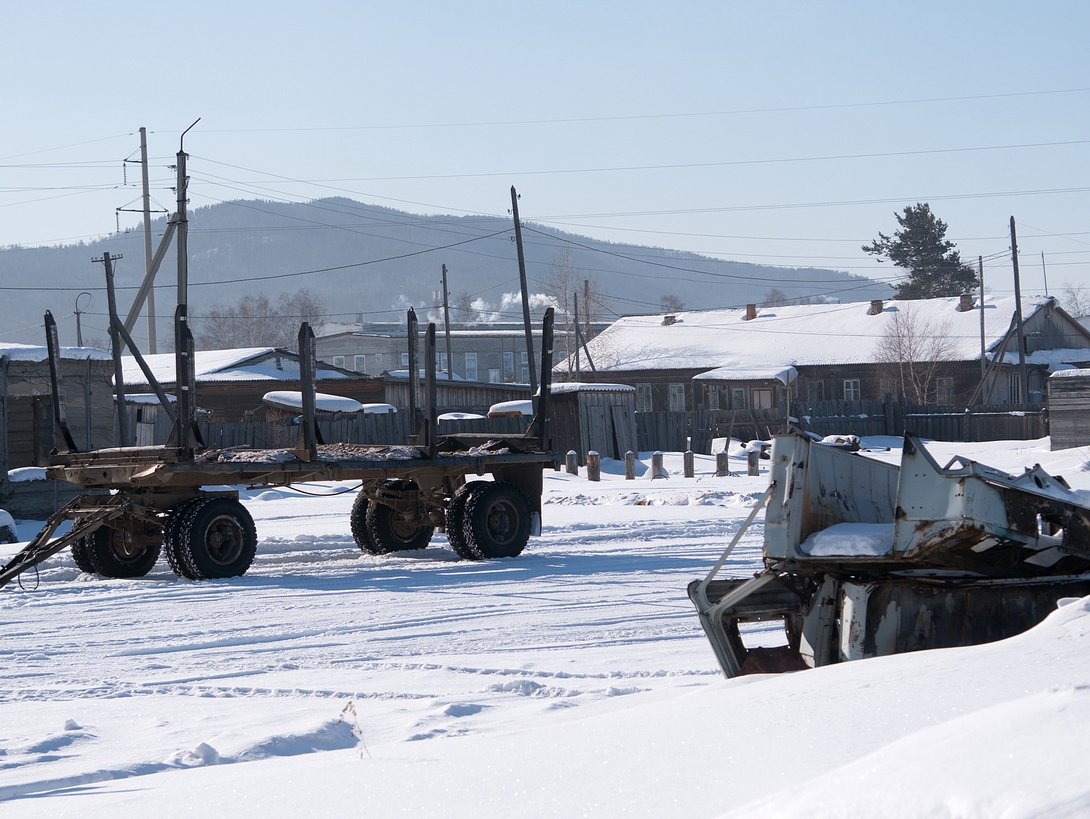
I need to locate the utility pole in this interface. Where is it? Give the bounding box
[978,257,986,378]
[1010,217,1029,403]
[441,264,453,381]
[176,120,200,308]
[139,127,157,353]
[510,186,537,399]
[583,279,592,340]
[1041,252,1049,296]
[573,291,580,380]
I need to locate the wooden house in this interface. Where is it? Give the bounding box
[120,348,382,423]
[568,296,1090,411]
[1,344,113,471]
[1048,369,1090,450]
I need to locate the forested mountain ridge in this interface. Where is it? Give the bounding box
[0,197,892,348]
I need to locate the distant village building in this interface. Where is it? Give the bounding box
[315,320,609,384]
[120,347,381,422]
[568,296,1090,411]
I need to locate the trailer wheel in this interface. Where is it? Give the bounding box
[164,498,204,579]
[365,480,434,553]
[177,498,257,580]
[70,532,98,574]
[463,481,531,559]
[88,519,162,578]
[445,481,489,560]
[349,492,379,555]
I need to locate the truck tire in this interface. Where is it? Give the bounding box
[177,497,257,580]
[463,481,531,559]
[164,498,204,579]
[349,492,379,555]
[445,481,489,560]
[88,519,162,578]
[365,480,434,553]
[70,530,98,574]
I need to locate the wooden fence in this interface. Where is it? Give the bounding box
[792,398,1047,443]
[634,409,785,454]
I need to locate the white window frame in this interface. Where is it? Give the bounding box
[843,379,861,401]
[668,383,686,412]
[401,352,410,368]
[353,354,366,373]
[636,383,652,412]
[332,355,345,369]
[465,352,478,381]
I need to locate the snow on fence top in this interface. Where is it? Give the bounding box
[549,382,635,394]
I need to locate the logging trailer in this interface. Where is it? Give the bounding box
[0,306,559,589]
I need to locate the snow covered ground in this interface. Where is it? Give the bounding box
[2,439,1089,817]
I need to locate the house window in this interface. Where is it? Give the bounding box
[521,352,529,384]
[465,352,478,381]
[843,379,861,401]
[936,376,955,404]
[353,355,366,372]
[668,383,686,412]
[731,388,746,409]
[332,355,345,369]
[488,368,501,383]
[707,386,720,410]
[809,381,825,402]
[503,351,514,380]
[753,388,773,410]
[401,352,410,368]
[636,383,652,412]
[439,353,448,374]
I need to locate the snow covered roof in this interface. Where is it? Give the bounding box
[578,296,1062,373]
[694,364,798,384]
[489,399,534,416]
[262,391,364,414]
[120,348,354,386]
[0,343,111,363]
[550,381,635,394]
[999,348,1090,372]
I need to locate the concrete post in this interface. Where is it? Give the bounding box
[625,450,636,480]
[716,450,731,477]
[652,451,667,479]
[683,450,695,478]
[566,450,579,475]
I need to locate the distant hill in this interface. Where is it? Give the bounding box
[0,197,893,348]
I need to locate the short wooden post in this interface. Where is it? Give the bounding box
[683,450,695,478]
[566,450,579,475]
[716,450,731,477]
[624,450,636,480]
[586,450,600,482]
[652,451,667,479]
[747,449,760,476]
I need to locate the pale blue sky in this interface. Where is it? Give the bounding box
[2,1,1088,300]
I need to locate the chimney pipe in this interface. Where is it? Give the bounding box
[663,314,677,326]
[958,294,974,312]
[868,300,884,316]
[745,304,757,321]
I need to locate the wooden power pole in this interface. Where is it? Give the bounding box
[1010,217,1030,402]
[441,264,453,380]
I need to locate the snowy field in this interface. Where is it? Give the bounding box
[2,439,1090,817]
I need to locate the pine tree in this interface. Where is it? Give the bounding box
[863,203,977,299]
